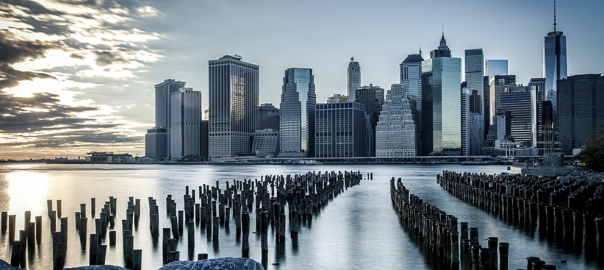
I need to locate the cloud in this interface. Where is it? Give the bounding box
[93,50,127,67]
[0,30,60,65]
[0,64,55,89]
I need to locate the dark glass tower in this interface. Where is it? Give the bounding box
[543,0,567,117]
[279,68,316,158]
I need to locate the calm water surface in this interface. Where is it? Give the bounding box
[0,164,598,269]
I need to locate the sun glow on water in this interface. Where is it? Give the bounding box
[6,171,49,220]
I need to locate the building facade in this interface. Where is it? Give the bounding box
[259,103,280,130]
[485,60,508,80]
[170,88,202,160]
[465,49,484,114]
[327,94,348,103]
[147,79,186,159]
[499,86,538,147]
[354,84,384,157]
[279,68,316,158]
[557,74,604,155]
[421,34,462,156]
[400,53,424,154]
[145,127,168,159]
[315,102,367,158]
[543,25,567,117]
[376,84,416,157]
[252,129,279,158]
[347,57,361,102]
[489,75,516,125]
[208,55,259,160]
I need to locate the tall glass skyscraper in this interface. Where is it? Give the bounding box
[315,102,367,158]
[543,2,567,117]
[485,60,508,80]
[279,68,316,158]
[145,79,186,159]
[400,52,423,153]
[208,55,259,160]
[465,49,484,114]
[347,57,361,102]
[170,88,201,160]
[422,34,462,156]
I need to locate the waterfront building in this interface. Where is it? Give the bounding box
[170,88,202,161]
[499,85,538,147]
[315,102,367,158]
[146,79,186,159]
[200,120,208,161]
[557,74,604,155]
[465,49,484,115]
[279,68,316,158]
[528,78,551,153]
[543,1,567,117]
[259,103,280,130]
[375,84,416,157]
[347,57,361,102]
[400,52,424,154]
[327,94,348,103]
[483,75,491,138]
[354,84,384,157]
[461,88,470,156]
[469,113,485,155]
[489,75,516,125]
[485,60,508,80]
[421,33,462,156]
[208,55,259,160]
[145,127,168,159]
[252,129,279,158]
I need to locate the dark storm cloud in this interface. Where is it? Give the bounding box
[0,130,142,148]
[0,31,60,65]
[93,50,128,67]
[0,0,71,36]
[0,64,55,89]
[0,91,100,133]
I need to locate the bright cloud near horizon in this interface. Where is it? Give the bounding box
[0,0,602,160]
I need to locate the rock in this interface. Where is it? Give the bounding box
[159,257,264,270]
[63,266,129,270]
[0,260,25,270]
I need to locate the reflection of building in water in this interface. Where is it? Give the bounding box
[87,151,133,163]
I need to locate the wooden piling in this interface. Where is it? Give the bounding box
[242,210,250,258]
[133,249,142,270]
[198,253,208,260]
[57,200,62,218]
[96,244,107,265]
[35,216,42,243]
[10,241,22,267]
[109,231,116,246]
[8,214,16,243]
[499,242,509,270]
[89,234,98,265]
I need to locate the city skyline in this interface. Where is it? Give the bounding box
[1,0,603,159]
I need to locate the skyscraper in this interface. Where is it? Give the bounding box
[259,103,280,130]
[354,84,384,157]
[421,33,462,156]
[400,52,424,154]
[465,49,484,115]
[315,102,367,158]
[208,55,259,160]
[485,60,508,80]
[499,86,538,147]
[557,74,604,155]
[145,79,186,159]
[279,68,316,158]
[543,0,567,117]
[489,75,516,125]
[376,84,416,157]
[170,88,201,160]
[347,57,361,102]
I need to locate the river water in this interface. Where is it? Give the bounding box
[0,163,598,270]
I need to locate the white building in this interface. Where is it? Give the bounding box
[375,84,416,157]
[170,88,201,161]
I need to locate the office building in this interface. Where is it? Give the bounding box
[499,86,538,147]
[543,1,567,117]
[461,88,470,156]
[489,75,516,125]
[279,68,316,158]
[259,103,280,130]
[400,52,424,153]
[465,49,484,115]
[170,88,202,160]
[146,79,186,159]
[315,102,367,158]
[469,114,485,155]
[347,57,361,102]
[208,55,259,160]
[200,120,208,160]
[421,33,462,156]
[557,74,604,155]
[145,127,168,159]
[485,60,508,79]
[355,84,384,157]
[483,75,491,138]
[252,129,279,158]
[375,84,416,157]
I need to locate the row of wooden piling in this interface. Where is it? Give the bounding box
[3,170,364,269]
[154,170,364,263]
[437,170,604,259]
[390,177,558,270]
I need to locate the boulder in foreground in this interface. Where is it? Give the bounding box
[159,257,264,270]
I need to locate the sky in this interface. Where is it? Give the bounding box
[0,0,603,160]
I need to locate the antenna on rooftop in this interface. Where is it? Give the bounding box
[553,0,557,32]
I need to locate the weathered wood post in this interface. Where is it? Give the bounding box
[1,212,7,233]
[168,251,179,263]
[35,216,42,243]
[478,247,490,270]
[57,200,62,218]
[109,231,116,246]
[178,210,184,235]
[162,228,170,263]
[242,209,250,258]
[10,241,22,267]
[198,253,208,260]
[125,234,134,269]
[450,231,459,270]
[89,234,98,265]
[133,249,142,270]
[261,211,269,255]
[170,216,179,239]
[187,222,194,248]
[9,214,16,242]
[54,242,67,270]
[499,242,509,270]
[26,222,35,252]
[96,244,107,265]
[596,218,604,257]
